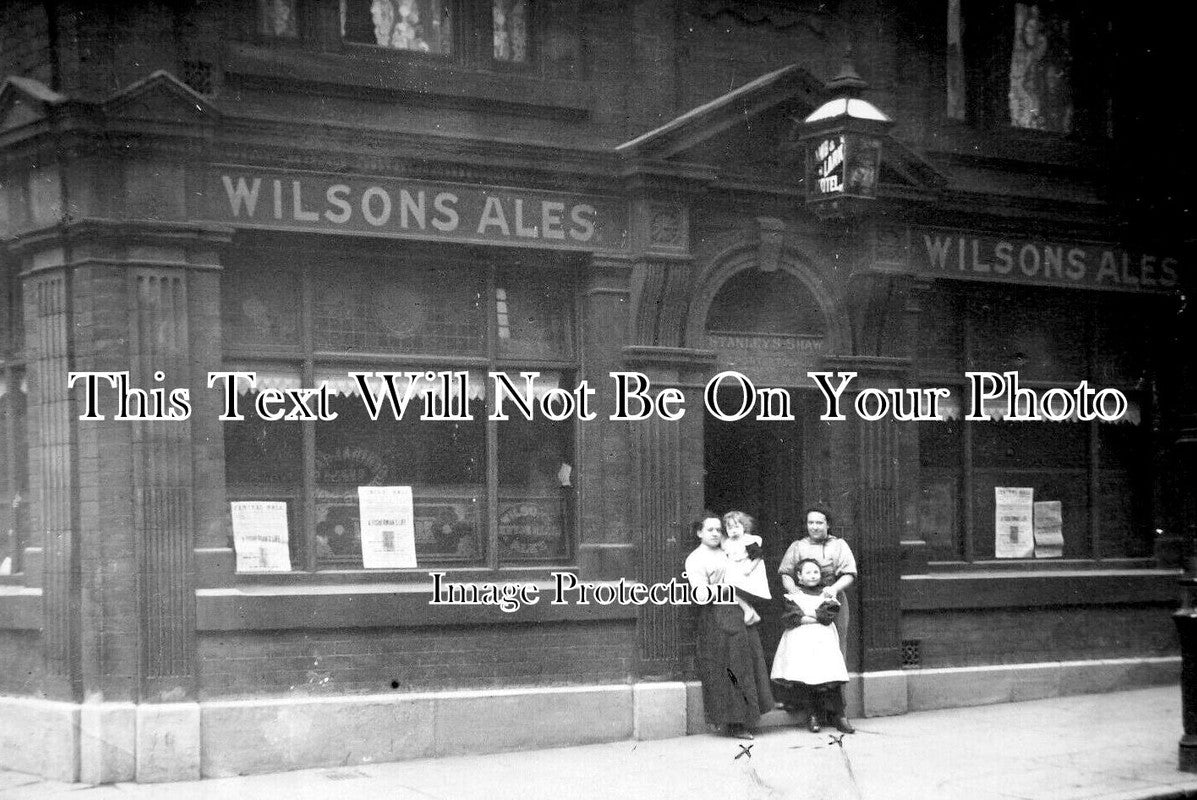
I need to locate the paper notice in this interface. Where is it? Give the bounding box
[995,487,1034,558]
[1033,500,1064,558]
[230,501,292,573]
[358,486,417,569]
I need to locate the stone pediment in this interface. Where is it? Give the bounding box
[617,64,947,198]
[0,76,67,133]
[618,64,822,168]
[103,70,218,127]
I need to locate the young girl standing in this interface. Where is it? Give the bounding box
[771,558,854,734]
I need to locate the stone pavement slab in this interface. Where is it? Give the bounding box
[1,686,1196,800]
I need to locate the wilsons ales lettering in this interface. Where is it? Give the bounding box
[67,370,1131,425]
[921,233,1178,290]
[217,173,608,246]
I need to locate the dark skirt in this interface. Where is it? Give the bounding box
[775,680,846,718]
[695,602,775,728]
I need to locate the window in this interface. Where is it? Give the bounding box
[338,0,533,65]
[916,284,1155,562]
[251,0,583,80]
[221,244,577,572]
[341,0,455,54]
[258,0,300,39]
[946,0,1108,137]
[0,260,26,577]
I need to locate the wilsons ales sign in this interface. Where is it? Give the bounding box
[209,169,628,251]
[916,230,1179,292]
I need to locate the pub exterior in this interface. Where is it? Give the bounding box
[0,0,1190,783]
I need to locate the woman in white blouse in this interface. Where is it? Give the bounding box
[685,512,773,739]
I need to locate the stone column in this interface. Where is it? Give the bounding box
[822,355,908,674]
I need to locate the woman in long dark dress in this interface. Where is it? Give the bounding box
[684,512,774,739]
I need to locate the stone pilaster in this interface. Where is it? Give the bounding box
[576,252,635,580]
[622,346,715,678]
[20,221,227,705]
[823,355,909,673]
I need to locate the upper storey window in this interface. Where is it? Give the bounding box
[946,0,1105,137]
[252,0,579,79]
[492,0,529,63]
[341,0,455,55]
[259,0,300,38]
[1008,3,1073,132]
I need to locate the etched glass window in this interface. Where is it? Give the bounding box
[313,265,484,356]
[492,0,529,63]
[1007,3,1073,132]
[495,270,573,360]
[341,0,454,54]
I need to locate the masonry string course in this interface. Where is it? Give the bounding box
[64,369,1132,424]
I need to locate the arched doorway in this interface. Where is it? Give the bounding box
[700,264,831,664]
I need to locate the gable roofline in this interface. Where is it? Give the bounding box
[102,69,218,118]
[617,64,822,161]
[0,75,68,107]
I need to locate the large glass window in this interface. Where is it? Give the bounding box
[916,284,1156,562]
[222,246,577,571]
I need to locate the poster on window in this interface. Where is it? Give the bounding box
[1033,500,1065,558]
[994,487,1034,558]
[357,485,417,569]
[230,501,292,573]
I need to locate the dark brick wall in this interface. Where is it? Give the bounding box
[903,605,1179,668]
[676,4,833,113]
[0,631,44,695]
[198,621,636,699]
[0,0,54,86]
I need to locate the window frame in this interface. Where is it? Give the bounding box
[220,239,583,579]
[915,282,1158,567]
[0,256,27,581]
[943,0,1113,142]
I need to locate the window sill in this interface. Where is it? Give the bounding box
[901,567,1182,611]
[224,43,592,121]
[196,576,638,631]
[924,120,1113,170]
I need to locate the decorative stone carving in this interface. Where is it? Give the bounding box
[648,204,683,248]
[697,1,829,36]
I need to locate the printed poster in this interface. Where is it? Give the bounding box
[994,487,1034,558]
[230,501,292,573]
[1033,500,1065,558]
[357,485,417,569]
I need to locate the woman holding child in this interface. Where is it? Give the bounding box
[684,511,774,739]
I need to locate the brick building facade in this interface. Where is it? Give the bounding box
[0,0,1192,784]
